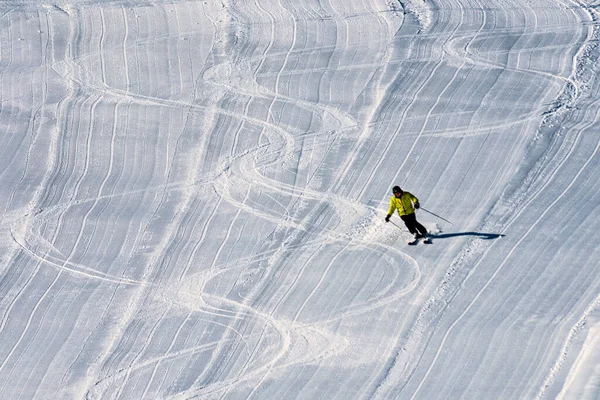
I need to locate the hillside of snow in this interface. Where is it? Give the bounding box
[1,0,599,398]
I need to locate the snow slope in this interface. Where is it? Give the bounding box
[1,0,599,398]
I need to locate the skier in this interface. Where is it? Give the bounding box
[385,186,429,243]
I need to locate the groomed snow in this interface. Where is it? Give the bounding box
[1,0,599,399]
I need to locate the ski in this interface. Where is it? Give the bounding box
[408,239,419,245]
[408,235,432,245]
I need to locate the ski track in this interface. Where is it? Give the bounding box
[1,0,600,399]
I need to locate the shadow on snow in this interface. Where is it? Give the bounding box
[431,232,505,240]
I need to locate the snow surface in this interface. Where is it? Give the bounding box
[1,0,600,398]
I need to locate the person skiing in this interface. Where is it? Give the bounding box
[385,186,429,242]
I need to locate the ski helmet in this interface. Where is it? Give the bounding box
[393,186,402,193]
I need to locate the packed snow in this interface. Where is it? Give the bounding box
[1,0,599,399]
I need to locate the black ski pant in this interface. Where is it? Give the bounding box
[401,213,427,236]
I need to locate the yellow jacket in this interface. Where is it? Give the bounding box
[388,191,419,216]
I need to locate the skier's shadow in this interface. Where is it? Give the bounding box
[430,232,505,240]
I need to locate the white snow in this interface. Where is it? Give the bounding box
[1,0,599,399]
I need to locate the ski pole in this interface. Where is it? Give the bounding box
[389,220,404,230]
[420,207,453,225]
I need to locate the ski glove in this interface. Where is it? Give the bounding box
[414,202,420,209]
[385,215,391,222]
